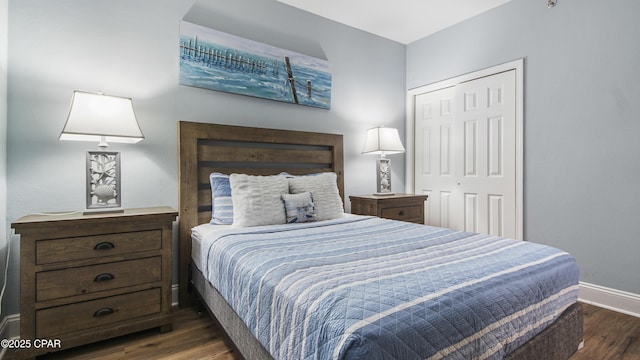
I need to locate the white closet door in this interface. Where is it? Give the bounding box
[414,86,456,228]
[455,70,516,237]
[414,69,517,238]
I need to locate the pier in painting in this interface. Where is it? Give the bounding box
[179,22,332,109]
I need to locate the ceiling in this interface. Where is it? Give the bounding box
[276,0,514,44]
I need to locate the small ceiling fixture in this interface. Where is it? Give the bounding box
[547,0,557,8]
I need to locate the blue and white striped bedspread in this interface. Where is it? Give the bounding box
[200,215,579,360]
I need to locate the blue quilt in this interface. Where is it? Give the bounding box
[200,216,579,360]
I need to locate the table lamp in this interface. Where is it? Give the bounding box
[361,126,405,195]
[60,91,144,213]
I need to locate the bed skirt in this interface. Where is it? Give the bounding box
[505,300,583,360]
[191,264,583,360]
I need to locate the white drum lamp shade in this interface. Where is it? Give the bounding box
[60,91,144,147]
[361,126,405,156]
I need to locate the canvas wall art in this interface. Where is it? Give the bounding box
[179,21,332,109]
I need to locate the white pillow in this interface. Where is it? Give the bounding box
[287,172,344,221]
[230,174,289,227]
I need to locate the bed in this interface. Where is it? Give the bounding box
[178,121,583,360]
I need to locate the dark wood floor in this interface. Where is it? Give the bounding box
[6,303,639,360]
[573,304,640,360]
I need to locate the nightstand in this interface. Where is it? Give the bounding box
[349,194,428,224]
[11,206,177,359]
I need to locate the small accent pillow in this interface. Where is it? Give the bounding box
[282,192,318,224]
[287,172,344,221]
[209,173,233,225]
[230,174,289,227]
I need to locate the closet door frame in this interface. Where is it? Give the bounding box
[405,59,524,240]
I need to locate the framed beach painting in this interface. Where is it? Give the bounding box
[179,21,332,109]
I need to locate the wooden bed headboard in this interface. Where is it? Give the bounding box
[177,121,344,306]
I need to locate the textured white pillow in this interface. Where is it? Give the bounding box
[230,174,289,227]
[287,172,344,221]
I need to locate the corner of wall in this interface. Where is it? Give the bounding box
[1,0,10,321]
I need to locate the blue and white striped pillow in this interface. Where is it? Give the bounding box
[209,173,233,224]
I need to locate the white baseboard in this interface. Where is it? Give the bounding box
[579,281,640,318]
[0,313,20,339]
[0,313,20,358]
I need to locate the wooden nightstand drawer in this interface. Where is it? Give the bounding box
[36,288,161,338]
[350,194,428,224]
[36,257,162,301]
[36,229,162,264]
[381,205,422,221]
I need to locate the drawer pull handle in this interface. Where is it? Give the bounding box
[398,210,406,216]
[94,242,115,251]
[94,273,115,282]
[93,307,114,317]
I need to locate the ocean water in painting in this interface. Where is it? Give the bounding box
[179,21,331,109]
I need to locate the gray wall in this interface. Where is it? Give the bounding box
[407,0,640,294]
[4,0,406,315]
[1,0,9,319]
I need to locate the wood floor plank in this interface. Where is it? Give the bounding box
[6,303,640,359]
[571,303,640,360]
[7,307,241,360]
